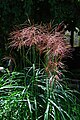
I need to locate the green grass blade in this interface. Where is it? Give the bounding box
[44,102,50,120]
[27,97,33,120]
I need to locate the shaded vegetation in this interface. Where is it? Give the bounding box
[0,66,80,120]
[0,0,80,120]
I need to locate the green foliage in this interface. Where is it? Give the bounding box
[0,0,33,34]
[48,0,75,23]
[0,0,80,35]
[0,66,80,120]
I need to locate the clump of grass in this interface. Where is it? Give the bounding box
[1,22,79,120]
[0,66,80,120]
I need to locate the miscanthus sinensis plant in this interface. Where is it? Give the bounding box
[0,23,79,120]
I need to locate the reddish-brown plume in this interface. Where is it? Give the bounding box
[9,24,71,77]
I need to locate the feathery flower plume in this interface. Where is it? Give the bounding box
[9,24,71,76]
